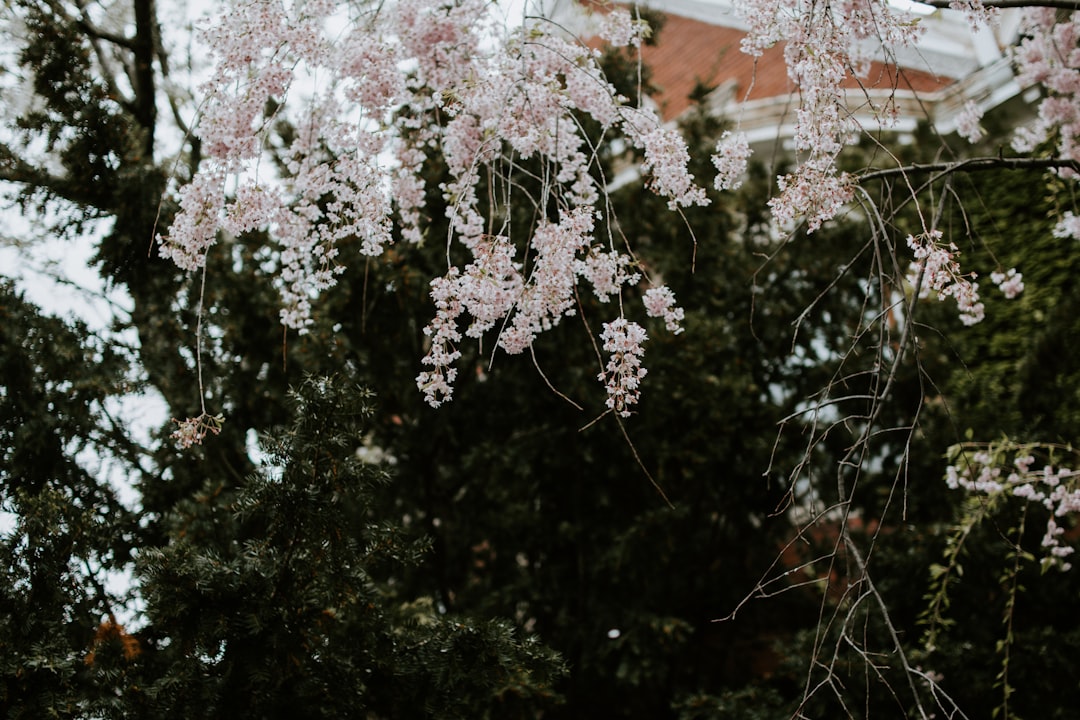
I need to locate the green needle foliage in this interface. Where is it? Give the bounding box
[133,375,563,719]
[0,281,141,719]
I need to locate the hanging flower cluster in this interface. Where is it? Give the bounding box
[906,230,985,325]
[712,131,751,192]
[158,0,1075,413]
[721,0,924,231]
[906,230,1025,325]
[715,0,1037,324]
[1012,10,1080,177]
[956,100,986,144]
[598,318,648,417]
[158,0,707,413]
[170,413,225,450]
[947,442,1080,571]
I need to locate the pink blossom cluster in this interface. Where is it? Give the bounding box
[401,11,705,407]
[597,8,649,48]
[770,161,853,233]
[712,131,752,192]
[643,285,685,334]
[905,230,1024,324]
[170,413,224,449]
[724,0,1078,247]
[493,209,595,356]
[158,169,226,271]
[1011,10,1080,177]
[598,318,648,417]
[575,248,641,303]
[955,100,985,144]
[990,268,1025,299]
[906,230,985,325]
[1053,211,1080,241]
[416,272,465,408]
[158,0,402,329]
[158,0,707,411]
[624,120,710,210]
[730,0,922,232]
[947,0,999,28]
[947,447,1080,571]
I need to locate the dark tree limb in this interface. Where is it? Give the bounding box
[131,0,158,156]
[74,17,136,49]
[71,0,135,109]
[922,0,1080,9]
[857,155,1080,184]
[0,148,103,209]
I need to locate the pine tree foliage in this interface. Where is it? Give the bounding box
[133,375,563,719]
[0,281,142,718]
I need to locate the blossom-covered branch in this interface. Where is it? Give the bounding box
[157,0,705,412]
[157,0,1080,411]
[947,441,1080,571]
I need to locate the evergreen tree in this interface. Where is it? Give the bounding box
[0,281,142,718]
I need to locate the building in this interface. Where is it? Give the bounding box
[548,0,1030,151]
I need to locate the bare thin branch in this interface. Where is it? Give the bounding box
[858,156,1080,184]
[923,0,1080,9]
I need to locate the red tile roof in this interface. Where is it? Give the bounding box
[629,11,956,121]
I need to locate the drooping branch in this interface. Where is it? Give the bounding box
[923,0,1080,9]
[857,156,1080,184]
